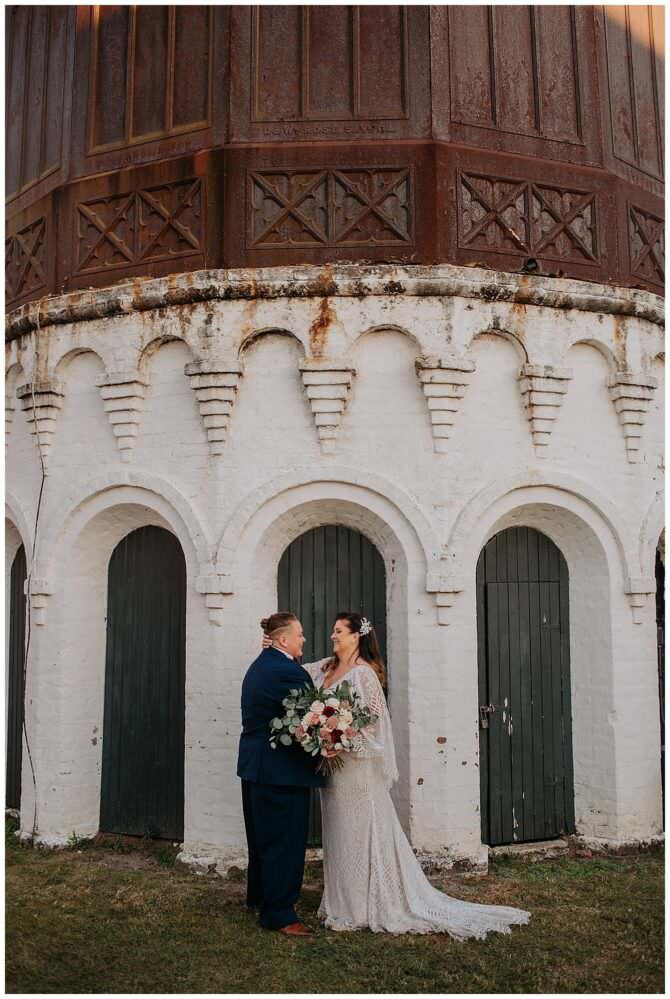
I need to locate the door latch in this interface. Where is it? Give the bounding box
[479,704,495,729]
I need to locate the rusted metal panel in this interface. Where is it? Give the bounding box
[5,194,55,310]
[4,5,664,304]
[5,5,70,201]
[69,5,223,180]
[224,142,435,269]
[603,6,664,181]
[230,4,430,142]
[442,144,622,288]
[434,5,603,167]
[57,157,210,294]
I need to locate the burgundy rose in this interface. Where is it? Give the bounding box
[323,705,336,717]
[331,729,343,742]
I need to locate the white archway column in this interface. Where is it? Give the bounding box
[179,474,492,872]
[17,482,210,847]
[450,484,663,851]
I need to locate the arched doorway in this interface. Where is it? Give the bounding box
[476,526,575,845]
[100,526,186,839]
[6,544,27,810]
[278,524,387,844]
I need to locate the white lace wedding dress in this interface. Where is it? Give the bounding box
[304,658,531,939]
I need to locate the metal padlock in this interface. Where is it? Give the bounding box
[479,704,495,729]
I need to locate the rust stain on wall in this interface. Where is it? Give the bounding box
[309,296,335,358]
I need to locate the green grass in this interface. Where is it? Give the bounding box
[5,815,664,993]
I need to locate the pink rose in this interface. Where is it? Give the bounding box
[325,716,339,730]
[345,726,356,738]
[318,726,330,739]
[295,725,305,740]
[304,712,318,727]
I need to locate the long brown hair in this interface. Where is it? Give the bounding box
[325,611,386,687]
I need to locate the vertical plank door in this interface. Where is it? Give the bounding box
[477,526,575,845]
[6,545,27,810]
[277,525,387,846]
[100,526,186,839]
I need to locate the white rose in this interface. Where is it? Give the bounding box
[338,710,353,726]
[310,700,325,715]
[324,697,340,709]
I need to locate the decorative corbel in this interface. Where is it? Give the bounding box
[299,358,355,454]
[185,360,243,456]
[16,380,65,472]
[5,389,14,453]
[96,371,148,462]
[625,576,656,624]
[415,355,475,453]
[195,572,234,626]
[426,568,464,625]
[608,372,658,463]
[517,364,573,455]
[24,577,52,626]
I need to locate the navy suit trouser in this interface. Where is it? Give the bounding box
[241,779,311,930]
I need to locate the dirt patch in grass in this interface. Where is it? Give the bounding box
[5,816,664,994]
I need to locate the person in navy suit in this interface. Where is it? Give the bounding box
[237,612,325,936]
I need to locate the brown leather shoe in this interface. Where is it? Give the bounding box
[278,921,314,937]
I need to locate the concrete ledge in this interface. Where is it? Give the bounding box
[6,263,664,340]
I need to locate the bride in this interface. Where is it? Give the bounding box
[267,611,530,939]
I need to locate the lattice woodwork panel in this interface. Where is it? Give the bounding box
[5,217,47,303]
[629,205,664,286]
[248,168,412,248]
[74,179,203,275]
[459,172,598,264]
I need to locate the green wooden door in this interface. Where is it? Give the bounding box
[6,544,27,810]
[100,526,186,840]
[277,525,387,846]
[477,526,575,846]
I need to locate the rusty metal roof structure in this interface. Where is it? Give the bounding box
[5,5,664,312]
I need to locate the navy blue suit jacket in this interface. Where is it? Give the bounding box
[237,647,326,788]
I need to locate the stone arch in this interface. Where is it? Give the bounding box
[5,491,34,564]
[217,465,439,572]
[5,363,26,452]
[237,327,307,362]
[217,469,439,833]
[640,493,665,578]
[467,328,529,363]
[48,336,117,377]
[351,323,424,353]
[35,475,212,840]
[138,333,196,378]
[446,469,634,588]
[53,346,107,381]
[566,337,619,376]
[449,471,645,841]
[39,470,214,585]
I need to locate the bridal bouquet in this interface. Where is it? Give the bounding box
[269,679,378,775]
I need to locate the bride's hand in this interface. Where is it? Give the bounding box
[261,632,272,650]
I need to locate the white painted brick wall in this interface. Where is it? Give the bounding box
[4,264,664,866]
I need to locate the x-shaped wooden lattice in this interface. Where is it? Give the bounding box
[6,218,46,298]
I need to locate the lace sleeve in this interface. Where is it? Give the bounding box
[301,657,329,685]
[351,666,398,787]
